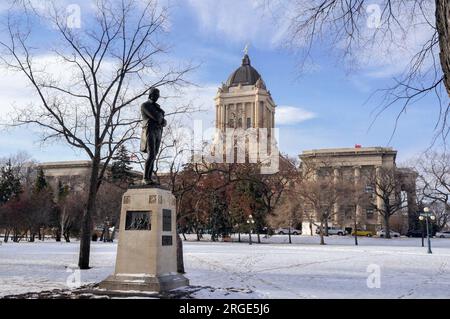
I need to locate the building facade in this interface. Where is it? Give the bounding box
[39,161,142,192]
[299,147,418,233]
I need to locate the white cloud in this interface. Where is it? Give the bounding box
[185,0,293,48]
[0,49,216,160]
[276,106,316,126]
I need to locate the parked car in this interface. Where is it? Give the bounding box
[351,229,376,237]
[328,227,347,236]
[315,226,347,236]
[377,229,401,238]
[435,231,450,238]
[275,227,301,235]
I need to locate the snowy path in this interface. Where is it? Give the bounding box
[1,236,450,298]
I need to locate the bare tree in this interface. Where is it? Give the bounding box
[416,151,450,230]
[343,174,371,245]
[235,157,297,243]
[59,192,84,242]
[0,0,193,268]
[366,167,406,238]
[296,164,345,245]
[284,1,450,140]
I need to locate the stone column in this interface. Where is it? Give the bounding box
[333,167,341,226]
[260,102,264,128]
[215,104,219,129]
[255,98,259,128]
[354,166,365,227]
[271,109,275,128]
[224,104,228,130]
[252,102,256,128]
[220,104,224,130]
[244,102,248,128]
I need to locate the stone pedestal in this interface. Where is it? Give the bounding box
[100,186,189,293]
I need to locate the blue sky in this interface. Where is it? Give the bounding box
[0,0,443,164]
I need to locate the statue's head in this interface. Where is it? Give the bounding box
[149,87,160,102]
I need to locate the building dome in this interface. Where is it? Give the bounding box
[226,54,264,88]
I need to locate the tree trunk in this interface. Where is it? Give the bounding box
[384,214,391,239]
[238,232,241,242]
[60,216,65,243]
[78,157,100,269]
[176,233,185,273]
[354,216,358,246]
[55,228,61,242]
[257,232,261,244]
[99,229,104,242]
[436,0,450,97]
[319,221,325,245]
[64,231,71,242]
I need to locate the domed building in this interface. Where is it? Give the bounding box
[215,53,276,132]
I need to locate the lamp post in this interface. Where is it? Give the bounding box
[419,207,436,254]
[247,214,255,245]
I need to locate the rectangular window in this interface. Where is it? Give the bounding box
[246,117,251,128]
[163,209,172,232]
[366,209,374,219]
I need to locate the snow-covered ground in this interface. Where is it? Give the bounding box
[1,235,450,298]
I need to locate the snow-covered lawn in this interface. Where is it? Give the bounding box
[1,236,450,298]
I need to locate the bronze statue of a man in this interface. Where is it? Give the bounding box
[140,87,166,185]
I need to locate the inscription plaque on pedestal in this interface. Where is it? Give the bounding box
[162,209,172,231]
[125,211,151,230]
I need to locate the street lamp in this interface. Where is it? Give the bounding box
[419,207,436,254]
[247,214,255,245]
